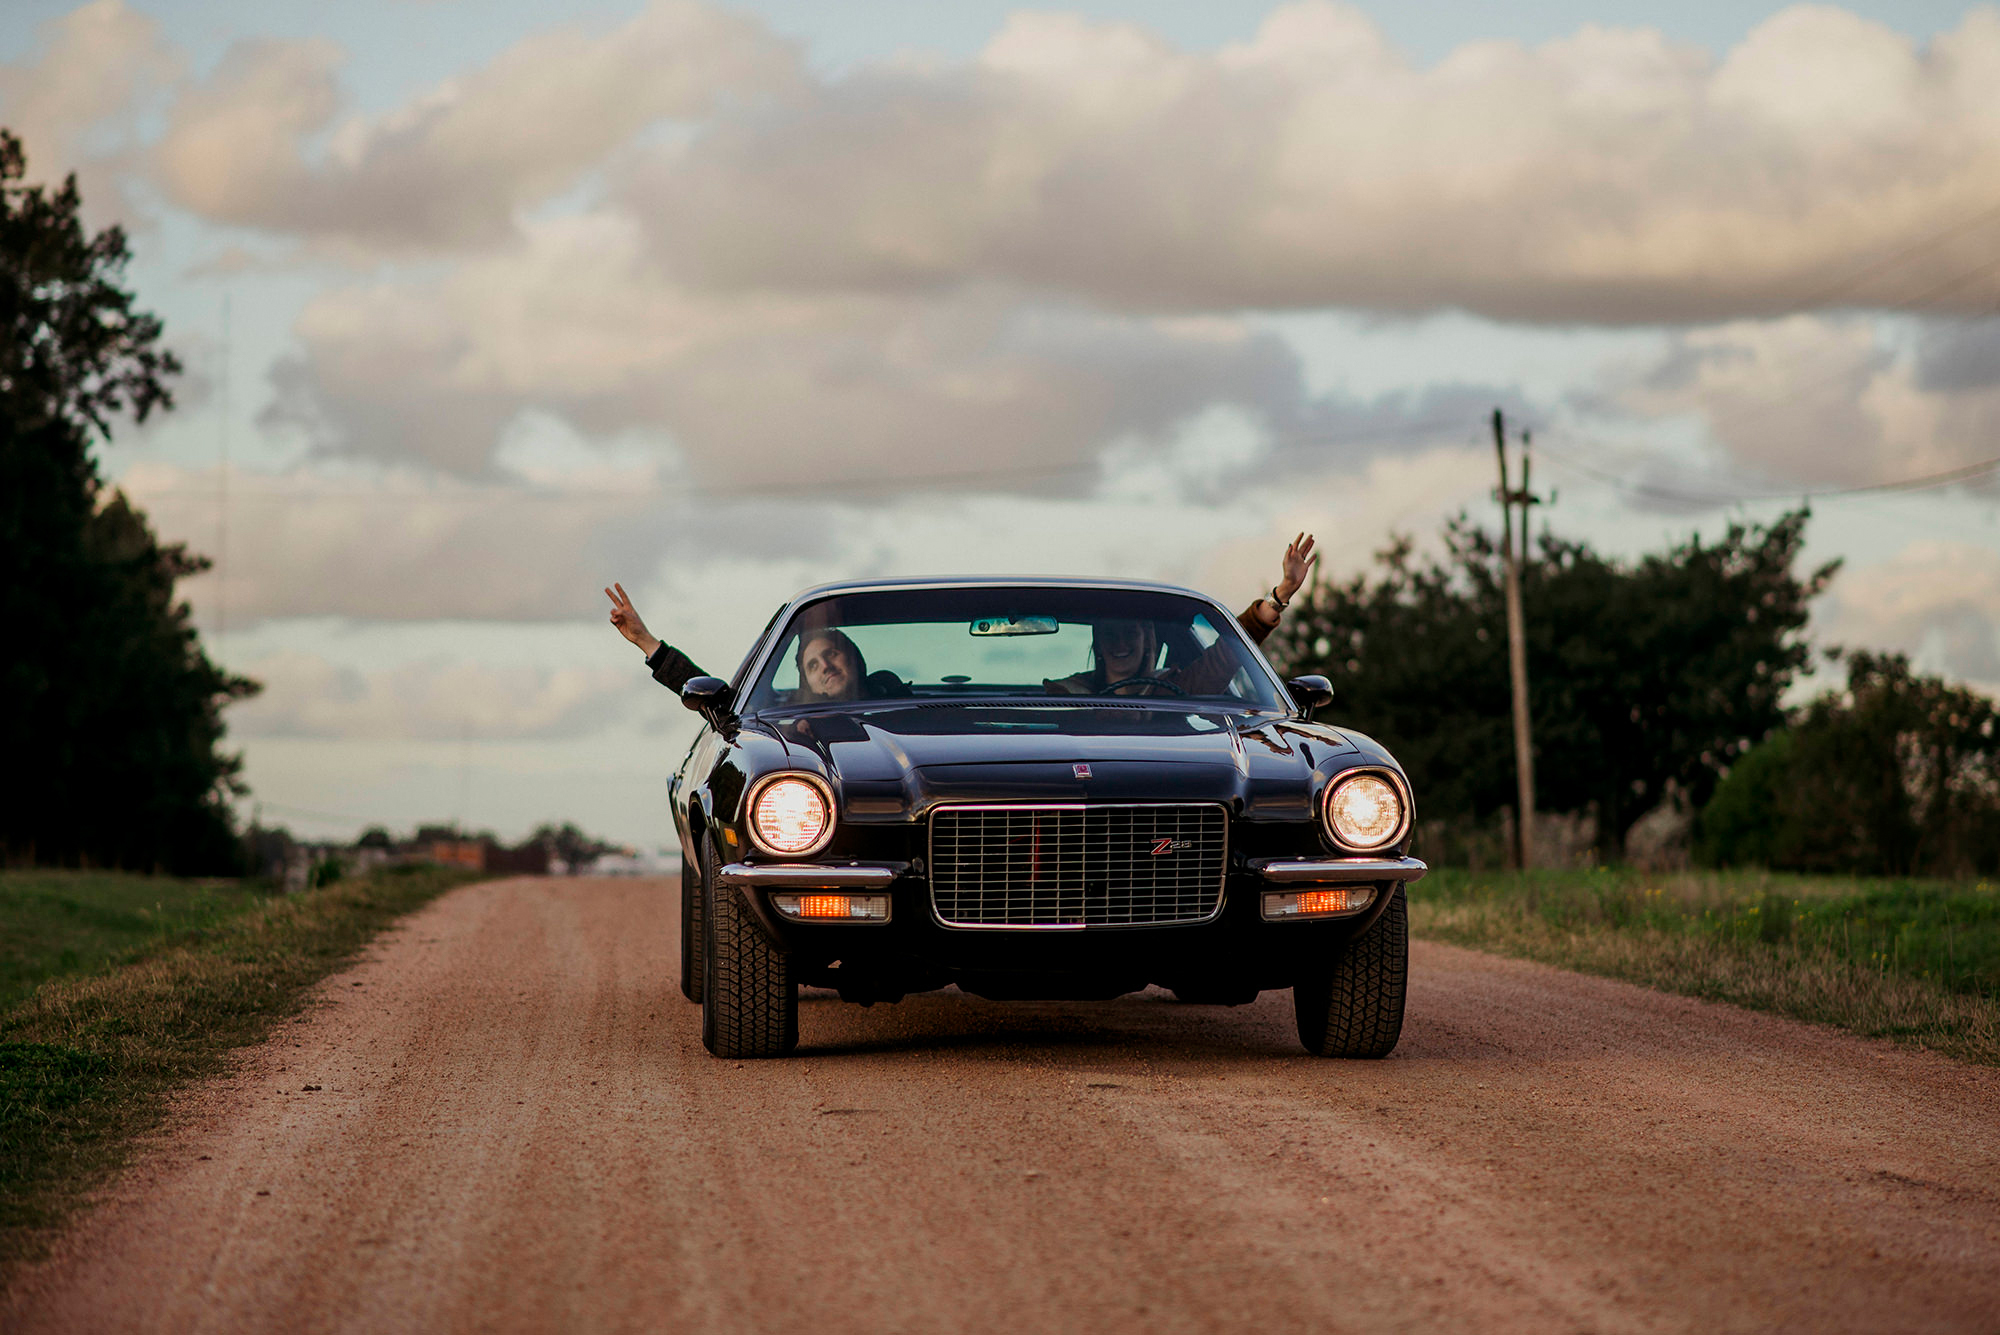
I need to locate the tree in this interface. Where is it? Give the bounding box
[1266,510,1835,857]
[1696,652,2000,876]
[0,129,255,872]
[528,822,622,869]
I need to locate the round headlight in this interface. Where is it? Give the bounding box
[750,776,833,856]
[1324,773,1405,850]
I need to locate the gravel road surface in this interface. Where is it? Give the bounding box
[10,875,2000,1334]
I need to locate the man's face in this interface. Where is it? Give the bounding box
[800,635,858,699]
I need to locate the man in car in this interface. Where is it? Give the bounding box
[604,587,887,702]
[792,627,911,701]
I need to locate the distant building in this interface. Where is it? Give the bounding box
[484,839,550,875]
[429,840,485,870]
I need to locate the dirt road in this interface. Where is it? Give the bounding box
[10,875,2000,1333]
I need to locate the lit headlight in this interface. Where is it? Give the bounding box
[748,775,834,856]
[1323,773,1406,850]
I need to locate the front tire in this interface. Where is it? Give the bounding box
[679,845,704,1003]
[1293,885,1408,1058]
[700,836,798,1058]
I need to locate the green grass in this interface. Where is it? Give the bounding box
[0,865,480,1280]
[0,871,274,1010]
[1412,867,2000,1065]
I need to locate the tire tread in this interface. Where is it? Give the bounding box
[700,837,797,1058]
[1295,886,1408,1059]
[679,850,704,1003]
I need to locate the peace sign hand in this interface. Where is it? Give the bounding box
[604,583,662,657]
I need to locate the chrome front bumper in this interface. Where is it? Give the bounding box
[1247,856,1428,884]
[717,862,904,890]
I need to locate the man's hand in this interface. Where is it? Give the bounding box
[1277,532,1319,604]
[605,583,662,658]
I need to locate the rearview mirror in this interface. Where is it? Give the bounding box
[969,615,1059,636]
[1286,675,1334,717]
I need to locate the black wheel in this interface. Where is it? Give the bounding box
[678,845,704,1003]
[700,835,797,1058]
[1293,885,1408,1058]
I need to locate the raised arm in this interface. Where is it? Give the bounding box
[606,583,709,692]
[1237,532,1318,644]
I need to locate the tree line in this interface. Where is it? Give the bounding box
[1,130,253,872]
[1267,511,2000,877]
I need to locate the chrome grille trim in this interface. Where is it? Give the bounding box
[928,803,1228,930]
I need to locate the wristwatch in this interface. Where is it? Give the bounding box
[1269,585,1290,612]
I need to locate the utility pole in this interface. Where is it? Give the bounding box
[218,293,230,641]
[1492,409,1539,870]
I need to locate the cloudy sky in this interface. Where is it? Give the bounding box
[5,0,1997,848]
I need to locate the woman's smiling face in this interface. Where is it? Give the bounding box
[1096,620,1153,679]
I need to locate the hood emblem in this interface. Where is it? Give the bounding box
[1073,763,1092,779]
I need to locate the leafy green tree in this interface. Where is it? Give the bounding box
[1,129,255,872]
[1697,652,2000,875]
[1266,510,1834,857]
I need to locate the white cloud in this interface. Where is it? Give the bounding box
[75,0,1994,320]
[229,651,635,739]
[1821,540,2000,687]
[116,458,773,624]
[1597,314,2000,490]
[152,0,796,251]
[259,210,1399,486]
[625,3,2000,322]
[0,0,179,220]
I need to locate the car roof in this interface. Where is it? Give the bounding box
[783,574,1215,600]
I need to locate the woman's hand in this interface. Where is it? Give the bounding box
[1276,532,1318,604]
[605,583,662,658]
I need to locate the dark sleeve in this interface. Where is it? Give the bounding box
[1175,612,1273,697]
[645,642,709,693]
[1236,602,1276,646]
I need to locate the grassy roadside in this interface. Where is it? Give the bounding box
[0,872,275,1011]
[1411,867,2000,1065]
[0,865,481,1278]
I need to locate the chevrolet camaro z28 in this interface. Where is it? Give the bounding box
[665,577,1425,1059]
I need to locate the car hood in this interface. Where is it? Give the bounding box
[752,702,1357,819]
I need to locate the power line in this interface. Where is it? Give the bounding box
[1767,197,2000,316]
[1533,435,2000,507]
[217,293,230,639]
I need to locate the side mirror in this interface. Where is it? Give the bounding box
[680,676,735,718]
[1286,675,1334,717]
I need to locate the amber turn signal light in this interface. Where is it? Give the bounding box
[769,893,891,922]
[1261,887,1376,920]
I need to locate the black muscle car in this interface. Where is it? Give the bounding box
[666,577,1425,1059]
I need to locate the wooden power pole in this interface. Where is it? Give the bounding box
[1492,409,1538,870]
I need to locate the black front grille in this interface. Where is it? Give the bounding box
[929,804,1227,927]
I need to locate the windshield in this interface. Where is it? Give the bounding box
[743,587,1284,711]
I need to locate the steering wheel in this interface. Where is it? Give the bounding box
[1104,675,1185,697]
